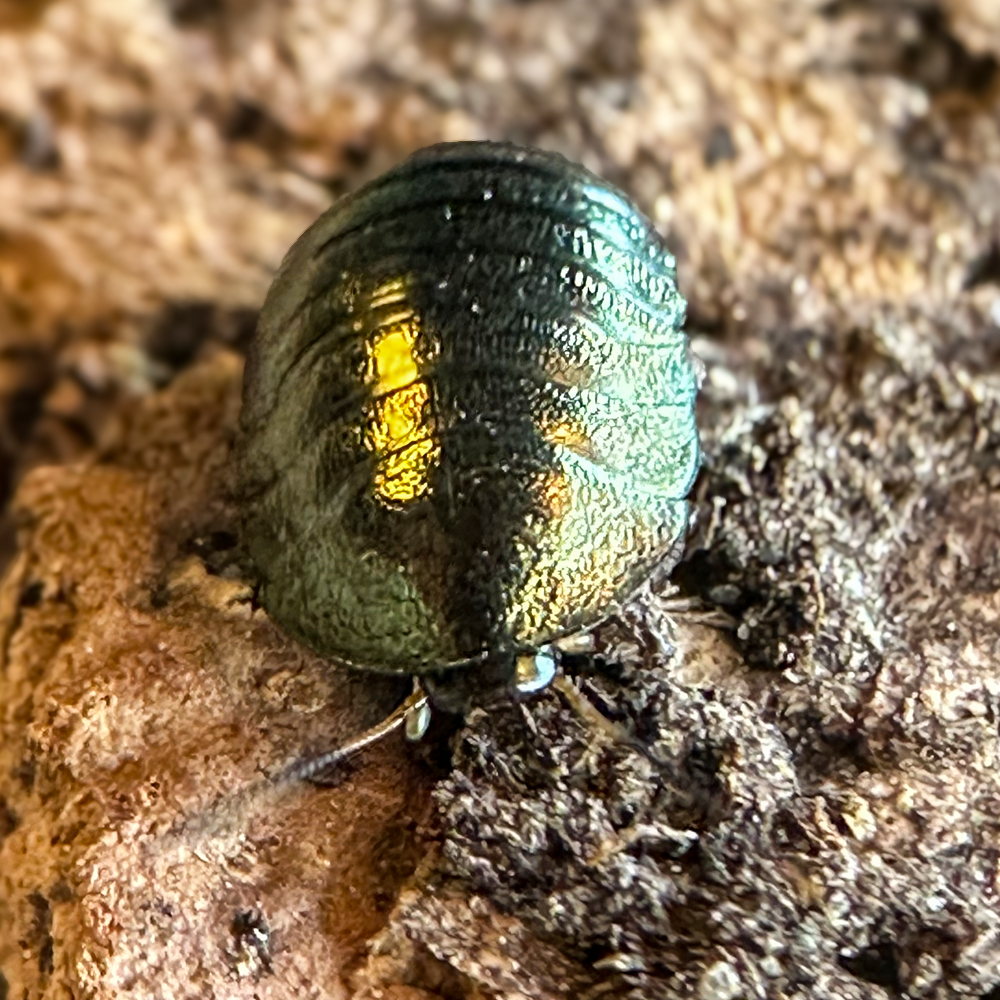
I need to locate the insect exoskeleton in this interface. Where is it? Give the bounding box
[236,141,699,715]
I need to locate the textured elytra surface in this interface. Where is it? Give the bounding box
[238,141,698,694]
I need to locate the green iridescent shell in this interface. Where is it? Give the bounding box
[236,141,699,697]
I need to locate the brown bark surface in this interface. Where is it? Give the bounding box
[1,1,999,998]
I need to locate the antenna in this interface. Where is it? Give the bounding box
[164,685,430,847]
[272,686,430,786]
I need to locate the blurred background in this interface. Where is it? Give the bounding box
[0,0,998,564]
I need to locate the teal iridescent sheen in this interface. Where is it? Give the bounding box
[237,141,699,704]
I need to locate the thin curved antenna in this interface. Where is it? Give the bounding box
[164,687,430,846]
[273,687,429,786]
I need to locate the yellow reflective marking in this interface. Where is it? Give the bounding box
[373,327,420,394]
[368,276,408,309]
[543,418,598,462]
[538,469,572,519]
[362,278,439,504]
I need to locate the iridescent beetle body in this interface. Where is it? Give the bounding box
[236,141,699,710]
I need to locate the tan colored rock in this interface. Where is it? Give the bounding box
[0,353,438,1000]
